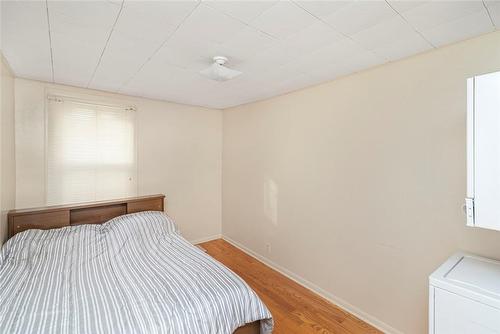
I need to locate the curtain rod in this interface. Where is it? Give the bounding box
[47,95,136,111]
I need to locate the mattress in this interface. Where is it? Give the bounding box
[0,211,273,334]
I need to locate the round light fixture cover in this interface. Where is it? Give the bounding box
[200,56,242,82]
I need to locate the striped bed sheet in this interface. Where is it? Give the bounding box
[0,211,273,334]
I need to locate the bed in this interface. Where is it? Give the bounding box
[0,195,273,334]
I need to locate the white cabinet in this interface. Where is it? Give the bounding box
[429,253,500,334]
[466,71,500,231]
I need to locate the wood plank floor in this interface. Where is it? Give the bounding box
[199,239,382,334]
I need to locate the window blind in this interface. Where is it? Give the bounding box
[47,96,137,205]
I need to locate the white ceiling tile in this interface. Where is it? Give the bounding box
[202,0,278,24]
[115,1,198,44]
[170,4,248,45]
[266,59,312,79]
[282,21,344,55]
[1,1,52,81]
[322,1,397,36]
[49,9,112,46]
[280,38,384,81]
[138,4,249,73]
[154,36,221,72]
[352,15,417,50]
[51,31,102,87]
[308,64,352,83]
[217,26,277,62]
[350,14,433,60]
[308,49,386,83]
[283,73,323,91]
[1,39,52,82]
[297,38,377,69]
[250,1,318,39]
[338,48,386,73]
[399,1,485,32]
[262,70,318,93]
[372,32,432,61]
[48,0,120,31]
[48,0,122,87]
[387,1,428,14]
[88,32,160,92]
[421,9,494,47]
[121,63,194,98]
[2,1,48,41]
[294,1,351,19]
[485,1,500,28]
[239,42,300,74]
[122,59,226,108]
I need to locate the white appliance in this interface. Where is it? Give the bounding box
[429,253,500,334]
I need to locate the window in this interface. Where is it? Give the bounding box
[47,95,136,205]
[466,70,500,231]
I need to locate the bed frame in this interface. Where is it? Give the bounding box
[7,194,165,238]
[6,194,260,334]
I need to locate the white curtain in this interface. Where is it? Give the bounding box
[47,97,137,205]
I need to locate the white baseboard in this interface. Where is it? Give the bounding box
[222,235,403,334]
[189,234,221,245]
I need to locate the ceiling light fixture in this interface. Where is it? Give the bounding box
[200,56,242,82]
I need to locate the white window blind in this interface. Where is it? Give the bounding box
[47,96,137,205]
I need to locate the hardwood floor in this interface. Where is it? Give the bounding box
[199,239,382,334]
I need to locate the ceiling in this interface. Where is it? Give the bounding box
[2,1,499,109]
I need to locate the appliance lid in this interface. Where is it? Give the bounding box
[430,252,500,309]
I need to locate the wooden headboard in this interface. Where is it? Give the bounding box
[7,194,165,239]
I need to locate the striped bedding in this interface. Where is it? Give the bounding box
[0,211,273,334]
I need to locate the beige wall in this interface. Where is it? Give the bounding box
[222,31,500,334]
[15,79,222,243]
[0,54,16,245]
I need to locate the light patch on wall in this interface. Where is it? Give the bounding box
[263,178,278,226]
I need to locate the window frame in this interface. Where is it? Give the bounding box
[44,90,138,205]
